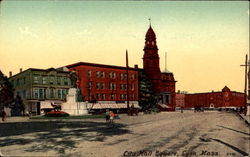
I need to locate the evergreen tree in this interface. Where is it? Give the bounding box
[138,71,159,113]
[0,70,14,111]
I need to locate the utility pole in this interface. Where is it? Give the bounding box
[126,50,130,115]
[240,54,248,116]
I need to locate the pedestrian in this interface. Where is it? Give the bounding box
[105,109,110,122]
[1,110,6,122]
[110,111,115,123]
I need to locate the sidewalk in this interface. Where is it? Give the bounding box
[0,116,30,123]
[239,114,250,126]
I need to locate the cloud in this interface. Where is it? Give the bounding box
[19,26,38,38]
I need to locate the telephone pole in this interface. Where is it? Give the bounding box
[126,50,130,115]
[240,54,248,116]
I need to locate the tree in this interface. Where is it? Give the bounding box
[138,70,159,113]
[0,70,14,111]
[11,95,25,116]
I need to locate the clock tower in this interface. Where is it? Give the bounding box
[143,25,161,91]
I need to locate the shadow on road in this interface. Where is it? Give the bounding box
[216,125,250,136]
[0,121,131,154]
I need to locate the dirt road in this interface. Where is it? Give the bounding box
[0,111,249,157]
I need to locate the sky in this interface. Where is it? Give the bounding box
[0,1,249,93]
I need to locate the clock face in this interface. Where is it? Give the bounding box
[152,41,155,45]
[147,41,150,45]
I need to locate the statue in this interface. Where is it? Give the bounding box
[70,71,78,88]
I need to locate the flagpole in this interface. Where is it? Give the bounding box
[126,50,130,115]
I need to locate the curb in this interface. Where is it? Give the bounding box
[235,112,250,127]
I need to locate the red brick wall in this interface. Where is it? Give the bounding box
[184,91,244,108]
[67,64,138,102]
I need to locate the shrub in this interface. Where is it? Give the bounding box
[45,111,70,117]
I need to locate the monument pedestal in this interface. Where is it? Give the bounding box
[61,88,88,115]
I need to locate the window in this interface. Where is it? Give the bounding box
[101,94,105,100]
[16,79,20,86]
[33,88,38,99]
[50,88,54,98]
[50,76,54,85]
[109,83,116,90]
[131,74,135,80]
[131,83,134,91]
[120,84,123,90]
[113,72,116,79]
[124,84,127,90]
[23,77,26,85]
[39,88,44,99]
[62,89,67,99]
[96,71,100,77]
[101,72,105,78]
[109,72,112,78]
[96,94,100,100]
[111,94,115,100]
[101,83,105,89]
[109,83,112,90]
[44,88,47,99]
[42,76,47,84]
[124,74,127,79]
[124,94,127,100]
[33,75,39,84]
[120,94,123,100]
[58,89,62,99]
[88,70,92,77]
[88,82,92,89]
[57,77,61,85]
[96,82,100,89]
[120,73,123,79]
[63,77,68,85]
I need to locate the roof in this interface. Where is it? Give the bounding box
[145,26,156,39]
[65,62,139,71]
[9,67,70,79]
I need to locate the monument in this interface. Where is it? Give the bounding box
[61,88,88,115]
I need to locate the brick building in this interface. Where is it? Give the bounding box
[61,25,177,111]
[63,62,139,110]
[184,86,244,109]
[143,25,176,111]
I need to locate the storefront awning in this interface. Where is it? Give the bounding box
[87,103,140,109]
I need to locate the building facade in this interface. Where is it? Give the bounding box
[143,25,176,111]
[64,62,139,110]
[184,86,244,109]
[9,68,72,115]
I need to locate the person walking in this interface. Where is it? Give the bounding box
[110,111,115,123]
[105,109,110,123]
[1,110,6,122]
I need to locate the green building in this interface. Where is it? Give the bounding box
[9,68,72,115]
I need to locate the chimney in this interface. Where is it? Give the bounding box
[134,64,138,69]
[9,71,12,77]
[20,68,22,73]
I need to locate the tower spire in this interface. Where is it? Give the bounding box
[148,17,151,27]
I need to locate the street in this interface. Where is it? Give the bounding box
[0,111,249,157]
